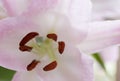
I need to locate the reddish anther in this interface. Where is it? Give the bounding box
[43,61,57,71]
[19,32,39,46]
[27,60,40,71]
[19,46,33,52]
[19,32,39,52]
[58,41,65,54]
[47,33,57,41]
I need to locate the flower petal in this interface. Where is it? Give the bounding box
[37,44,93,81]
[0,51,37,71]
[54,0,92,40]
[79,20,120,54]
[55,18,89,44]
[2,0,57,16]
[0,1,7,19]
[100,46,119,62]
[12,71,42,81]
[1,0,29,16]
[55,0,92,22]
[33,12,88,44]
[69,0,92,22]
[0,17,41,71]
[23,0,58,16]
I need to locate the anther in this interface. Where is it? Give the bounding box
[27,60,40,71]
[47,33,57,41]
[19,46,33,52]
[58,41,65,54]
[43,61,57,71]
[19,32,39,46]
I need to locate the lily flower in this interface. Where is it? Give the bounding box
[0,0,93,81]
[1,0,120,81]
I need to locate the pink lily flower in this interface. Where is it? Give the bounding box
[1,0,120,81]
[0,0,93,81]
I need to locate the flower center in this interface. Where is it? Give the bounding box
[19,32,65,71]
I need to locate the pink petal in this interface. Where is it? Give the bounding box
[0,51,37,71]
[17,0,90,44]
[55,0,92,22]
[68,0,92,23]
[37,44,93,81]
[1,0,29,16]
[12,71,42,81]
[23,0,58,16]
[33,12,88,44]
[56,21,89,44]
[100,46,119,62]
[2,0,57,16]
[0,1,7,19]
[0,17,40,71]
[79,20,120,54]
[54,0,92,35]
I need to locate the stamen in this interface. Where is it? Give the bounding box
[43,61,57,71]
[47,33,57,41]
[58,41,65,54]
[19,46,33,52]
[27,60,40,71]
[19,32,39,46]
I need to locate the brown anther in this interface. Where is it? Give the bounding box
[27,60,40,71]
[43,61,57,71]
[58,41,65,54]
[47,33,57,41]
[19,46,33,52]
[19,32,39,46]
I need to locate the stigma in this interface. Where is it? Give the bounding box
[19,32,65,71]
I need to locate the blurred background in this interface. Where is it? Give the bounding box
[0,0,120,81]
[91,0,120,81]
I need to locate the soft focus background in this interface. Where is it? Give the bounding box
[0,0,120,81]
[91,0,120,81]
